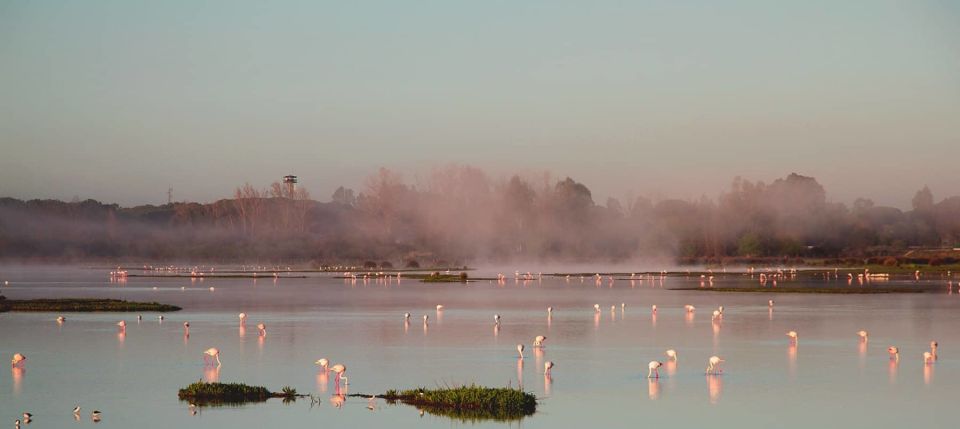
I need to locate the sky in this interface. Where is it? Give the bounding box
[1,0,958,209]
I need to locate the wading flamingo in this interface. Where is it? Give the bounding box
[706,356,724,374]
[648,361,663,378]
[533,335,546,348]
[858,330,869,341]
[494,314,501,325]
[331,364,348,385]
[257,323,266,336]
[238,313,247,325]
[11,353,26,368]
[544,361,554,375]
[651,305,657,314]
[547,307,553,315]
[183,322,190,335]
[56,316,65,324]
[768,299,774,307]
[517,344,524,358]
[203,348,221,366]
[930,341,938,359]
[436,305,444,311]
[594,304,601,313]
[665,349,677,362]
[117,320,126,331]
[685,305,695,313]
[315,358,329,371]
[786,331,798,344]
[404,313,410,321]
[888,346,899,361]
[923,352,934,364]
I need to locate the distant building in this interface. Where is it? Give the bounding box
[282,175,298,195]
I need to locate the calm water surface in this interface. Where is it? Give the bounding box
[1,265,957,428]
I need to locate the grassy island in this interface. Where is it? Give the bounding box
[0,297,182,312]
[352,385,537,421]
[177,381,300,405]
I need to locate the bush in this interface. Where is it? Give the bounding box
[363,260,377,268]
[405,260,420,268]
[380,261,394,269]
[882,257,898,267]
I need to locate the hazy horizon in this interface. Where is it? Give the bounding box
[2,0,958,209]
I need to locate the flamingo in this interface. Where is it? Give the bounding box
[91,410,101,420]
[436,305,444,311]
[238,313,247,325]
[158,315,164,322]
[858,330,868,341]
[315,358,330,370]
[72,406,81,414]
[930,341,938,359]
[331,364,348,385]
[712,310,721,320]
[203,348,221,366]
[665,349,677,362]
[117,320,126,331]
[544,361,554,375]
[422,314,429,324]
[547,306,553,314]
[494,314,501,326]
[10,353,26,368]
[183,322,190,335]
[137,315,142,322]
[404,313,410,321]
[517,344,525,358]
[56,316,65,324]
[923,352,934,364]
[706,356,724,374]
[533,335,546,348]
[257,323,266,336]
[22,413,31,422]
[651,305,657,314]
[786,331,798,344]
[648,361,663,378]
[685,305,695,313]
[594,304,600,313]
[768,299,774,307]
[888,346,899,361]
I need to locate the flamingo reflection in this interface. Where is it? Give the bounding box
[11,366,24,395]
[203,365,220,383]
[648,378,660,400]
[706,374,722,404]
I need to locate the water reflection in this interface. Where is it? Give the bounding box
[888,359,898,384]
[924,363,933,386]
[11,367,25,395]
[648,378,660,400]
[706,375,722,404]
[666,360,677,377]
[203,365,220,383]
[517,358,524,388]
[787,343,798,380]
[317,371,329,393]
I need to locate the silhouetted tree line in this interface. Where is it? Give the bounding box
[1,168,958,264]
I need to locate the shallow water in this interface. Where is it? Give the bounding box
[1,265,957,428]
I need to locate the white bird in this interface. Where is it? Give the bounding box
[72,406,80,414]
[494,314,501,325]
[517,344,525,358]
[404,313,410,321]
[648,361,663,378]
[857,330,868,341]
[56,316,66,324]
[665,349,677,362]
[436,305,444,311]
[533,335,546,348]
[544,361,554,375]
[706,356,724,374]
[315,358,329,370]
[594,304,600,313]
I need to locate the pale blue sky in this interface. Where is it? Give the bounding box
[1,0,958,208]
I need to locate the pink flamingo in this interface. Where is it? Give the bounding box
[183,322,190,336]
[257,323,266,336]
[517,344,525,359]
[117,320,126,332]
[651,305,657,314]
[331,364,348,385]
[768,299,774,307]
[706,356,724,374]
[923,352,934,364]
[56,316,65,324]
[533,335,546,348]
[857,330,868,342]
[11,353,26,368]
[315,358,330,371]
[930,341,938,359]
[647,361,663,378]
[203,348,221,366]
[786,331,798,344]
[544,361,554,375]
[887,346,899,361]
[665,349,677,362]
[238,313,247,325]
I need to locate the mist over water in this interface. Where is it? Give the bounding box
[1,168,958,265]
